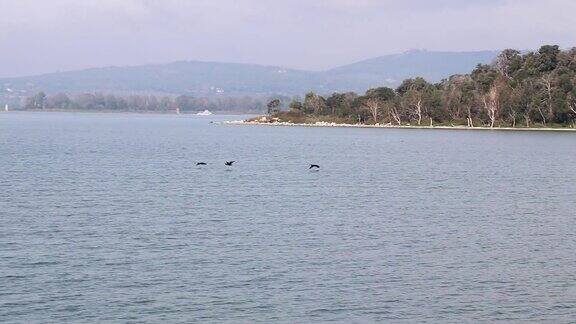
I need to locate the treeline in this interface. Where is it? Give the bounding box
[281,45,576,127]
[21,92,287,113]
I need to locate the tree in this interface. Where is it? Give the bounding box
[484,79,507,128]
[360,87,397,124]
[493,49,522,78]
[267,98,281,115]
[361,97,381,123]
[539,73,555,123]
[365,87,395,101]
[103,94,119,110]
[384,97,403,125]
[472,64,507,127]
[518,83,535,127]
[442,75,477,126]
[47,93,72,110]
[24,92,47,110]
[326,93,346,116]
[289,99,303,112]
[303,92,326,115]
[536,45,560,72]
[397,78,434,125]
[175,95,195,111]
[159,96,174,111]
[567,91,576,126]
[558,47,576,72]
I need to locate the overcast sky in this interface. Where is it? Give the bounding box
[0,0,575,77]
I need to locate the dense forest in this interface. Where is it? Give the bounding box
[19,92,286,114]
[275,45,576,128]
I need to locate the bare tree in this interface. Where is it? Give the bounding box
[567,92,576,127]
[569,96,576,115]
[388,101,402,125]
[362,98,381,123]
[400,88,425,125]
[442,75,476,126]
[539,74,554,119]
[482,84,500,128]
[508,109,517,128]
[524,111,531,128]
[413,92,423,126]
[398,78,434,126]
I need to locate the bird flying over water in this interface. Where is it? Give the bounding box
[196,162,207,166]
[309,164,320,169]
[225,161,235,166]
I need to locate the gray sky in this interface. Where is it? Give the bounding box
[1,0,575,77]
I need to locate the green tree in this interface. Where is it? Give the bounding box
[536,45,560,72]
[267,98,281,114]
[289,99,303,112]
[493,49,523,78]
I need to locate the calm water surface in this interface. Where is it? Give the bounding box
[1,112,576,323]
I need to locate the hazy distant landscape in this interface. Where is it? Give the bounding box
[0,50,498,110]
[7,46,576,130]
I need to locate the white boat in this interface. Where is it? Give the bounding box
[4,104,8,112]
[196,110,213,116]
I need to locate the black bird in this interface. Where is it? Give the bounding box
[309,164,320,169]
[225,161,236,166]
[196,162,207,166]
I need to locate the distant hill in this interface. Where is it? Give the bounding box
[0,50,499,107]
[0,62,319,96]
[322,49,499,91]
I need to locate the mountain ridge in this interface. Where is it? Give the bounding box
[0,50,500,106]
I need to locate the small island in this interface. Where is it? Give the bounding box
[241,45,576,130]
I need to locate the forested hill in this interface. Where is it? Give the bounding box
[0,50,498,105]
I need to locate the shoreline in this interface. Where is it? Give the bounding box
[0,109,253,115]
[222,120,576,132]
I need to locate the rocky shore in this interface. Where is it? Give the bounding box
[222,118,576,132]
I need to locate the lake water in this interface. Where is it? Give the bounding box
[1,112,576,323]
